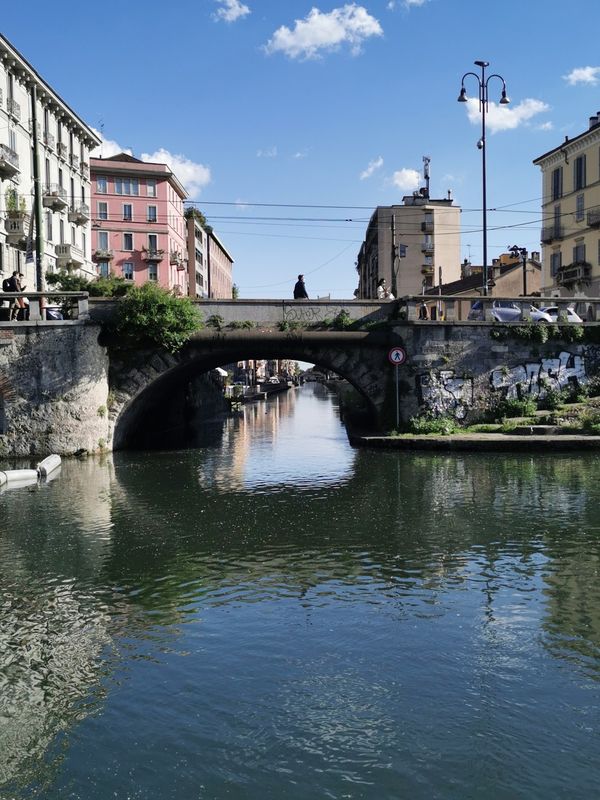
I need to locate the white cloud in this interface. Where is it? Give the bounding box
[392,168,421,191]
[256,146,278,158]
[214,0,250,23]
[536,121,554,131]
[292,150,308,159]
[263,4,383,60]
[89,129,132,158]
[563,66,600,86]
[140,148,211,199]
[404,0,428,5]
[234,199,250,210]
[360,156,383,179]
[464,97,549,133]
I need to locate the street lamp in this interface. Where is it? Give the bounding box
[508,245,528,296]
[458,60,510,296]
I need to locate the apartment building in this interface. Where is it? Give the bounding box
[534,111,600,297]
[356,192,461,299]
[0,34,100,288]
[90,153,188,293]
[186,210,209,298]
[207,230,233,299]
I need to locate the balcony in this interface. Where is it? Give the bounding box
[92,248,114,262]
[421,265,434,275]
[588,206,600,227]
[44,132,56,151]
[29,119,41,138]
[4,212,30,249]
[7,97,21,121]
[57,142,68,160]
[55,243,84,268]
[0,88,3,108]
[556,261,591,286]
[81,161,89,179]
[68,202,90,225]
[421,221,434,233]
[541,224,564,243]
[421,242,434,255]
[170,250,186,268]
[70,153,80,170]
[141,247,165,262]
[42,184,68,211]
[0,143,20,179]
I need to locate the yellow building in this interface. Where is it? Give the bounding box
[533,111,600,298]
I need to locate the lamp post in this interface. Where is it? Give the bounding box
[508,245,528,296]
[458,61,510,296]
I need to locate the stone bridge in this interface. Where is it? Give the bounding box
[0,295,599,456]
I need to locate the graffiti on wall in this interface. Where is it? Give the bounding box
[418,370,473,419]
[490,351,587,399]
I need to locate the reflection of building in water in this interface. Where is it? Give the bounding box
[197,390,298,489]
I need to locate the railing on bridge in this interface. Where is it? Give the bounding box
[0,292,89,322]
[399,295,600,323]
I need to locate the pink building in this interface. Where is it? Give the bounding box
[90,153,188,292]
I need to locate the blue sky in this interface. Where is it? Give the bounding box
[5,0,600,297]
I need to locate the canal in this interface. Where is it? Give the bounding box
[1,383,599,799]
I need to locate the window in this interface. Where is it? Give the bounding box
[70,178,75,207]
[148,262,157,281]
[97,175,107,194]
[115,177,139,196]
[148,233,158,251]
[58,168,63,189]
[98,261,110,278]
[71,225,75,245]
[123,232,133,251]
[573,242,586,263]
[123,203,133,221]
[59,219,65,244]
[576,194,585,222]
[574,155,586,190]
[147,205,157,222]
[45,158,51,186]
[98,201,108,221]
[46,211,53,242]
[550,252,562,276]
[98,231,108,250]
[122,261,134,280]
[147,179,157,197]
[82,232,86,255]
[8,127,16,151]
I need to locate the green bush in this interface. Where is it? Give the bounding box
[332,309,352,330]
[408,413,459,435]
[113,282,203,353]
[278,320,303,332]
[228,320,256,329]
[206,314,225,330]
[496,396,538,418]
[45,271,132,297]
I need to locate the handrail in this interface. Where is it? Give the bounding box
[0,291,89,322]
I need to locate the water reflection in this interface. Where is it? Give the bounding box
[0,386,600,797]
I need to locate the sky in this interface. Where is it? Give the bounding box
[5,0,600,298]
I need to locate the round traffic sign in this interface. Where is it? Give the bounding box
[388,346,407,366]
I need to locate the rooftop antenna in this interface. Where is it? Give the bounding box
[423,156,431,198]
[98,118,104,158]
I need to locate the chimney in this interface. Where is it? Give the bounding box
[590,116,599,129]
[531,251,540,263]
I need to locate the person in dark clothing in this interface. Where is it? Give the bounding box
[293,274,308,299]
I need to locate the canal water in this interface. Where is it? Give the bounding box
[1,383,599,799]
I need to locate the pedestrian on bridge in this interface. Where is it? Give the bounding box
[293,275,308,299]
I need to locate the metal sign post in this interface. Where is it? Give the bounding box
[388,347,407,430]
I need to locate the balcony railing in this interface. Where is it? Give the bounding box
[44,132,56,150]
[92,248,114,261]
[421,265,434,275]
[141,247,165,262]
[556,261,591,286]
[81,161,89,179]
[42,184,68,211]
[421,242,434,254]
[0,143,20,178]
[68,202,90,225]
[29,119,41,138]
[587,206,600,227]
[4,213,30,249]
[7,97,21,121]
[421,221,434,233]
[0,88,3,108]
[170,251,185,268]
[541,224,564,243]
[55,243,84,267]
[57,142,68,160]
[70,153,80,170]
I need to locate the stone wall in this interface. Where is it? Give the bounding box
[0,323,110,458]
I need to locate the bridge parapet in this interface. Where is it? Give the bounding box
[0,291,89,323]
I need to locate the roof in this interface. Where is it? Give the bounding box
[103,153,145,163]
[425,260,540,296]
[533,122,600,165]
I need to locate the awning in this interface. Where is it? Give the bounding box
[214,367,228,377]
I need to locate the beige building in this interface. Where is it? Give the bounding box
[533,111,600,297]
[185,210,209,298]
[356,192,461,299]
[0,33,100,289]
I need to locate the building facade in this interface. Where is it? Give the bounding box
[356,193,461,299]
[534,112,600,297]
[186,212,209,298]
[0,34,100,290]
[207,230,233,299]
[90,153,188,293]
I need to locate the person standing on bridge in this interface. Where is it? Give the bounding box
[376,278,394,300]
[293,274,308,299]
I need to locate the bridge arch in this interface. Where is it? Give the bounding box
[110,330,394,450]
